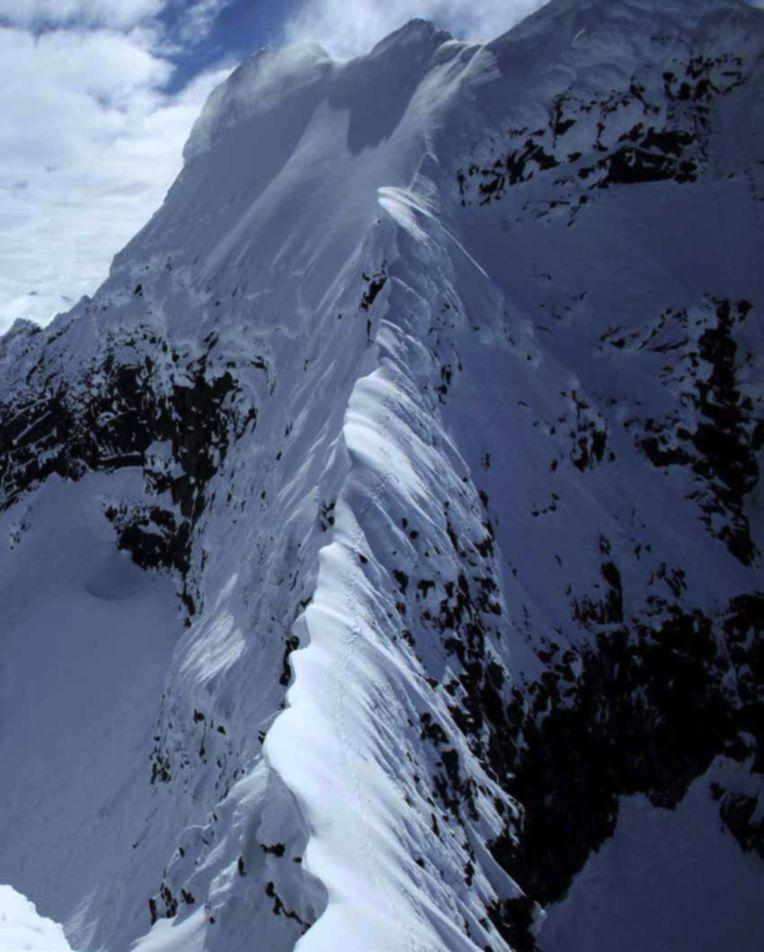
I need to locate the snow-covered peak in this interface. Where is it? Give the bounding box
[184,19,454,165]
[366,17,453,57]
[0,1,762,951]
[184,43,333,162]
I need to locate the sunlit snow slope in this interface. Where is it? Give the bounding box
[0,885,74,952]
[1,1,763,950]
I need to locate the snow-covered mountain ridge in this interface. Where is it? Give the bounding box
[1,0,762,949]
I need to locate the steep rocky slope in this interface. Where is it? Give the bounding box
[1,1,762,950]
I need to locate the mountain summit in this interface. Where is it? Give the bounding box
[1,0,763,949]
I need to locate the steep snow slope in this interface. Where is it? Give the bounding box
[0,2,763,951]
[0,474,181,945]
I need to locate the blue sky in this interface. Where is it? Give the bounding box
[159,0,287,92]
[0,0,540,332]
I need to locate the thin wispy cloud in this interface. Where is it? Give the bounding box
[0,0,164,28]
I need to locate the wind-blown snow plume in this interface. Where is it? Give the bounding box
[285,0,549,59]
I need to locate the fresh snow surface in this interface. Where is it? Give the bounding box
[0,475,182,944]
[0,1,763,950]
[0,886,74,952]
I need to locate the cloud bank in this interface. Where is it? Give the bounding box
[0,1,231,333]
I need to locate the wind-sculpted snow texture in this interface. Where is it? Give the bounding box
[1,1,763,950]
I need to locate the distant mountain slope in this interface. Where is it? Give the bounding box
[1,1,762,950]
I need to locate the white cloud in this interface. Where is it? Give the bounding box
[177,0,230,45]
[285,0,547,60]
[0,6,232,333]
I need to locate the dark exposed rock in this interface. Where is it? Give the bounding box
[150,747,172,785]
[486,896,540,952]
[494,588,763,913]
[0,334,257,619]
[158,883,178,918]
[596,143,697,186]
[456,48,750,217]
[280,634,301,686]
[318,500,336,531]
[265,881,308,928]
[718,790,764,860]
[360,268,387,311]
[628,299,763,564]
[261,842,286,857]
